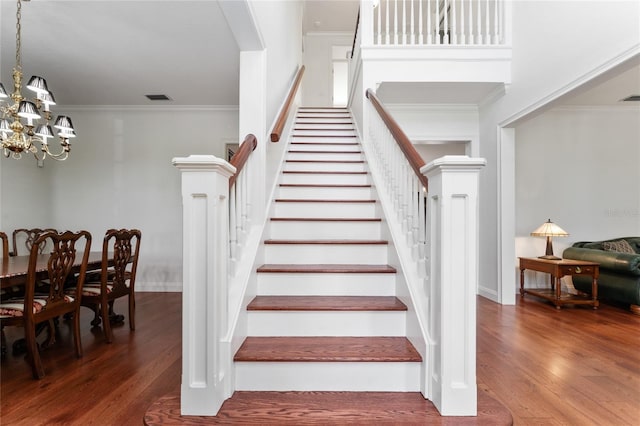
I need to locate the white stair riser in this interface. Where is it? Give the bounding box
[297,113,351,119]
[286,152,362,161]
[273,201,377,218]
[235,362,421,392]
[269,220,381,239]
[257,273,396,296]
[294,123,354,130]
[284,162,366,172]
[293,130,356,137]
[280,173,370,185]
[264,244,388,264]
[291,137,357,143]
[288,144,359,152]
[277,186,373,200]
[247,311,406,336]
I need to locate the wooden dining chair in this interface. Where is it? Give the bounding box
[11,228,57,257]
[0,230,92,379]
[78,229,141,343]
[0,232,8,260]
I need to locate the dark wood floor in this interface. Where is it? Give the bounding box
[1,292,639,425]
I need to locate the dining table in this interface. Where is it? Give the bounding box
[1,252,118,355]
[1,252,105,288]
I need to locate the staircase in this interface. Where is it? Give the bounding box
[234,107,422,392]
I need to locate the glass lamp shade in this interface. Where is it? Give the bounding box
[0,82,8,98]
[54,115,74,132]
[530,219,569,237]
[530,219,568,260]
[17,100,41,120]
[26,75,50,95]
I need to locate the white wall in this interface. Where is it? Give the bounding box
[251,0,303,129]
[515,106,640,261]
[1,107,239,291]
[303,33,354,106]
[386,104,479,156]
[478,0,640,302]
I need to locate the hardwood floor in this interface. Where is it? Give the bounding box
[2,293,639,425]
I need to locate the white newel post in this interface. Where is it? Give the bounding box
[422,155,486,416]
[173,155,236,416]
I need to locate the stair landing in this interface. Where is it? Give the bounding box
[144,391,513,425]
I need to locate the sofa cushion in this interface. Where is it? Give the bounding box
[603,239,636,254]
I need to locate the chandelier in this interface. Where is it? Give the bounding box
[0,0,76,164]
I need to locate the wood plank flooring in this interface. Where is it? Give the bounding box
[2,293,639,425]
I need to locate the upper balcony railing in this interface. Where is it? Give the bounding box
[368,0,506,46]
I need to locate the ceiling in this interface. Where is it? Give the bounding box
[1,0,637,109]
[0,0,358,107]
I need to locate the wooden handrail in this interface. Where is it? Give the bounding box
[270,65,305,142]
[366,89,428,190]
[350,8,360,59]
[229,134,258,189]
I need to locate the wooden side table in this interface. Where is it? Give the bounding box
[519,257,599,309]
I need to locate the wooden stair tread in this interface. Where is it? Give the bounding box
[286,160,365,163]
[288,150,361,154]
[279,183,371,188]
[247,296,407,311]
[264,239,387,245]
[282,170,367,174]
[257,264,396,273]
[270,217,380,222]
[274,199,375,203]
[234,337,422,362]
[144,390,513,425]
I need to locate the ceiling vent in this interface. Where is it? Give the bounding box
[145,94,172,101]
[621,95,640,102]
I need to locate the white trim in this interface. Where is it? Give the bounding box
[58,105,239,113]
[500,44,640,127]
[385,104,479,111]
[552,105,640,112]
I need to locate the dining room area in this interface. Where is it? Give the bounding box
[1,228,142,372]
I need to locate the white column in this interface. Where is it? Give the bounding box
[422,155,486,416]
[173,155,236,416]
[239,50,267,221]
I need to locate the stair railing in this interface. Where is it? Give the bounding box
[228,134,258,275]
[270,65,305,142]
[367,0,505,46]
[363,88,486,416]
[366,89,428,276]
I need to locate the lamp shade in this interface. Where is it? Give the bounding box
[54,115,74,132]
[17,100,41,120]
[0,118,13,133]
[35,124,54,140]
[0,82,7,98]
[26,75,50,95]
[530,219,569,237]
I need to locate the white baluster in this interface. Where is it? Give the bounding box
[410,0,415,44]
[458,0,465,44]
[229,185,237,273]
[435,0,440,44]
[485,0,490,44]
[469,0,474,45]
[443,0,449,44]
[401,0,406,44]
[418,0,423,44]
[394,0,398,44]
[477,0,483,44]
[385,0,390,44]
[494,0,500,44]
[376,1,382,44]
[426,0,432,44]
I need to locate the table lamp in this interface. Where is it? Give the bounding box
[530,219,569,260]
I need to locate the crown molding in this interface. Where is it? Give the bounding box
[56,105,239,113]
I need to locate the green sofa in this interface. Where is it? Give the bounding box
[563,237,640,314]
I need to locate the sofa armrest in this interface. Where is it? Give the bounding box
[563,247,640,276]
